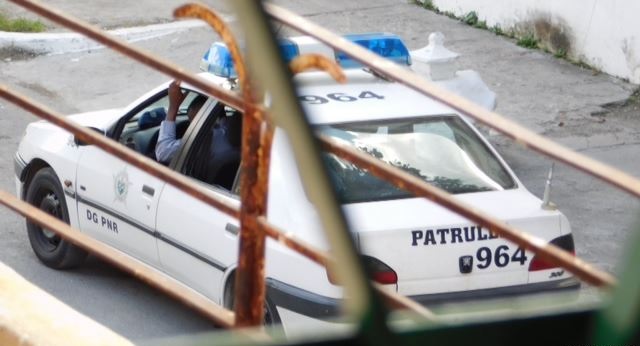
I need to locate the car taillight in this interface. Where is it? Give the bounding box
[327,256,398,285]
[528,234,575,271]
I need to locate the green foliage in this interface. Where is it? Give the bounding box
[474,20,488,29]
[442,11,457,19]
[517,34,538,49]
[490,24,504,36]
[421,0,439,11]
[554,48,567,59]
[0,12,45,32]
[462,11,478,26]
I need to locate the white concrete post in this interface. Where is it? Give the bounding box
[411,32,460,81]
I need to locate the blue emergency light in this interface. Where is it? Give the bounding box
[200,33,411,79]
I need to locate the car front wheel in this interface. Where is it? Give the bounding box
[25,167,87,269]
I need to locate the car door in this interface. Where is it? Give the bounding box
[75,87,207,267]
[155,103,241,302]
[76,147,164,266]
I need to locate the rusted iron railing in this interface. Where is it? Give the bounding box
[1,0,437,326]
[0,0,626,335]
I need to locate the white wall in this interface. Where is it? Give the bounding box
[430,0,640,84]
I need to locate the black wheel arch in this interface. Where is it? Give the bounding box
[223,269,282,325]
[20,158,51,199]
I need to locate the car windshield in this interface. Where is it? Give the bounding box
[316,115,516,204]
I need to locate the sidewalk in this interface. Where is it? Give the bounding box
[0,0,232,55]
[0,0,229,30]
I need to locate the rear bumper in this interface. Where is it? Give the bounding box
[409,277,580,306]
[267,277,580,321]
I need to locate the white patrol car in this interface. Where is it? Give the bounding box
[14,33,578,331]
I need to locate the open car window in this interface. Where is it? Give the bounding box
[116,89,204,160]
[181,104,243,193]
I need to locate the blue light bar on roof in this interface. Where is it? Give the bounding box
[200,33,411,79]
[200,42,238,78]
[336,33,411,68]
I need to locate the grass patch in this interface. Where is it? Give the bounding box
[420,0,439,11]
[442,10,457,19]
[462,11,478,26]
[554,48,567,59]
[489,24,504,36]
[474,20,488,30]
[0,12,45,33]
[516,34,538,49]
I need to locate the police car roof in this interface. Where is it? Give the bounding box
[294,69,455,125]
[189,71,455,125]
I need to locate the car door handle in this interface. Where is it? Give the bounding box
[142,185,155,197]
[225,223,239,235]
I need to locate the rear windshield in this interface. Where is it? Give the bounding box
[317,116,516,204]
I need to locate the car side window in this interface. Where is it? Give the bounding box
[117,90,202,160]
[182,104,243,193]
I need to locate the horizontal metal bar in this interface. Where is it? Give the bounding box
[0,189,235,328]
[320,135,616,288]
[265,3,640,201]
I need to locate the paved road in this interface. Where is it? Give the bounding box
[0,0,638,342]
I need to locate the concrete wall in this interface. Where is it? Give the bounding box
[429,0,640,84]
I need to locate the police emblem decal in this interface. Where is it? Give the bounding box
[113,168,131,202]
[459,255,473,274]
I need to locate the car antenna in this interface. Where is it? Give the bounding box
[541,162,557,210]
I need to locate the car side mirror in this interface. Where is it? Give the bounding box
[74,127,105,146]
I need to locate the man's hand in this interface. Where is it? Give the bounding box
[167,80,186,122]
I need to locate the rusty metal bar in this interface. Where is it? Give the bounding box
[290,54,347,83]
[6,0,246,113]
[2,81,433,325]
[0,189,235,328]
[265,3,640,201]
[0,17,426,329]
[259,216,330,268]
[320,136,616,287]
[232,2,376,322]
[0,85,240,221]
[4,0,617,327]
[174,3,270,327]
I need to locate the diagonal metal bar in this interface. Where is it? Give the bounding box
[6,0,246,113]
[320,135,616,287]
[258,216,437,321]
[4,0,616,327]
[265,3,640,200]
[0,189,235,328]
[2,81,434,325]
[0,85,240,220]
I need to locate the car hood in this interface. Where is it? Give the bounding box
[25,108,124,142]
[66,108,124,130]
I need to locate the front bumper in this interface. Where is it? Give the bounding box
[267,277,580,321]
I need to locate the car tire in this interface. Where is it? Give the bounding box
[224,276,281,327]
[25,167,88,269]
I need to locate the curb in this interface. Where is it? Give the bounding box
[0,19,206,55]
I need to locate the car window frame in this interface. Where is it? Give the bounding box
[172,101,242,197]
